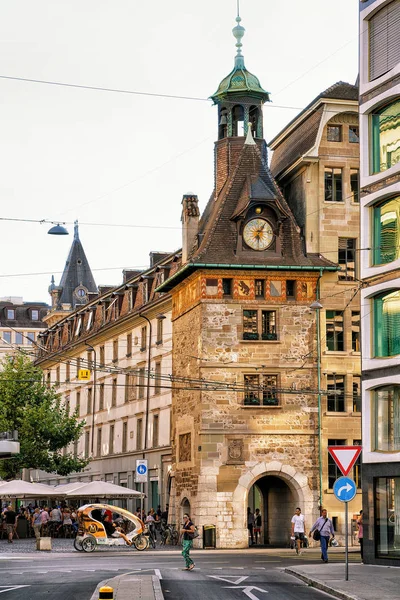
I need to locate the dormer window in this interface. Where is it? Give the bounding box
[6,309,15,320]
[31,309,39,321]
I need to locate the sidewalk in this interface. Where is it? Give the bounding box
[286,563,400,600]
[90,574,163,600]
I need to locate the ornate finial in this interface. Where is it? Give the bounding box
[245,122,256,145]
[74,220,79,240]
[232,1,245,68]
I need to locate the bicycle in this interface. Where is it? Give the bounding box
[160,523,179,546]
[144,524,157,549]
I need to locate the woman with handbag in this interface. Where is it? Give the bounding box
[309,508,335,563]
[181,513,196,571]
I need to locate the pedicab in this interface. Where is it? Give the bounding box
[73,503,148,552]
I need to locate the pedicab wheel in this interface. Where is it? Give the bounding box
[73,537,84,552]
[82,536,97,553]
[133,534,149,551]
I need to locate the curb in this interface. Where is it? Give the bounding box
[285,568,361,600]
[89,573,164,600]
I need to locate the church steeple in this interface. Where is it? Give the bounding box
[210,8,270,140]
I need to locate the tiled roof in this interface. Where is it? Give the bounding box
[270,81,358,178]
[191,141,335,269]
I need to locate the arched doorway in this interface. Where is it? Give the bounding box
[248,475,296,546]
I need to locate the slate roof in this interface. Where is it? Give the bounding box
[57,223,97,309]
[0,301,49,328]
[270,81,358,178]
[191,140,335,269]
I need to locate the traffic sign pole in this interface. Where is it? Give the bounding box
[345,501,349,581]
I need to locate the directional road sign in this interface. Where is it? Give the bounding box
[135,459,148,483]
[328,445,362,476]
[333,476,357,502]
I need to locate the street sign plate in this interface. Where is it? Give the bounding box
[135,459,148,483]
[333,476,357,502]
[328,446,362,476]
[78,369,91,381]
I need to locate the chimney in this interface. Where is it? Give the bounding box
[181,193,200,264]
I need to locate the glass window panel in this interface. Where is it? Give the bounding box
[338,238,356,281]
[327,374,346,412]
[372,100,400,174]
[2,331,11,344]
[262,374,278,406]
[373,197,400,265]
[6,309,15,319]
[349,126,359,143]
[31,309,39,321]
[325,168,343,201]
[255,279,265,298]
[374,290,400,357]
[374,386,400,451]
[352,311,360,352]
[15,332,23,345]
[243,310,258,340]
[350,169,359,203]
[244,374,260,405]
[222,278,232,296]
[327,125,342,142]
[353,376,361,412]
[375,476,400,558]
[261,311,277,340]
[326,310,344,351]
[328,439,346,488]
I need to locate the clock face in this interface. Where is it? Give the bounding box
[243,218,274,251]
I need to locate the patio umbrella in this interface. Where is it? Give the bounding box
[0,480,57,498]
[64,480,144,499]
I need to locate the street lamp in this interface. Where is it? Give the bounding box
[310,299,323,510]
[47,223,69,235]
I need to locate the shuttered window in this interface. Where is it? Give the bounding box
[369,0,400,81]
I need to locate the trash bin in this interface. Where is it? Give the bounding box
[203,524,216,549]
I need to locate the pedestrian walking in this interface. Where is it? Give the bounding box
[254,509,262,545]
[291,507,306,555]
[247,507,255,546]
[180,513,195,571]
[357,510,363,561]
[309,508,335,563]
[3,505,16,544]
[31,508,42,540]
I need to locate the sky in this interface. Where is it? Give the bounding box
[0,0,359,303]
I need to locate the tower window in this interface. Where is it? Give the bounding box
[222,278,232,297]
[232,105,244,136]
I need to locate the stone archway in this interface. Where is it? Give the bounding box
[232,461,315,548]
[181,497,191,522]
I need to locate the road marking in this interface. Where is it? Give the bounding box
[209,576,248,585]
[224,585,269,599]
[254,567,266,570]
[0,586,30,595]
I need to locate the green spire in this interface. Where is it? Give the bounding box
[210,8,270,104]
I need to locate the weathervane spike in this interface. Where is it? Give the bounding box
[232,0,245,68]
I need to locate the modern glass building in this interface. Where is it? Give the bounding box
[359,0,400,566]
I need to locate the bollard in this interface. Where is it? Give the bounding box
[99,586,113,599]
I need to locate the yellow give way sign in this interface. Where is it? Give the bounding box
[78,369,91,381]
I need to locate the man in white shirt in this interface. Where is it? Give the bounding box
[291,507,306,555]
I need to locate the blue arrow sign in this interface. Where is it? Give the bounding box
[333,476,357,502]
[137,464,147,475]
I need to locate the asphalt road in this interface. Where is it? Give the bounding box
[0,548,361,600]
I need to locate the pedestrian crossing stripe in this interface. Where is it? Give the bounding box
[0,587,30,595]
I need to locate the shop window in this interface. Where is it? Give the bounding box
[350,169,359,203]
[327,125,342,142]
[326,310,344,351]
[325,168,343,202]
[243,309,277,340]
[222,278,232,297]
[349,126,359,143]
[244,374,278,406]
[375,476,400,558]
[373,290,400,357]
[353,376,361,413]
[369,1,400,81]
[328,439,346,488]
[374,385,400,451]
[352,311,360,352]
[373,197,400,265]
[338,238,356,280]
[327,374,346,412]
[371,99,400,173]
